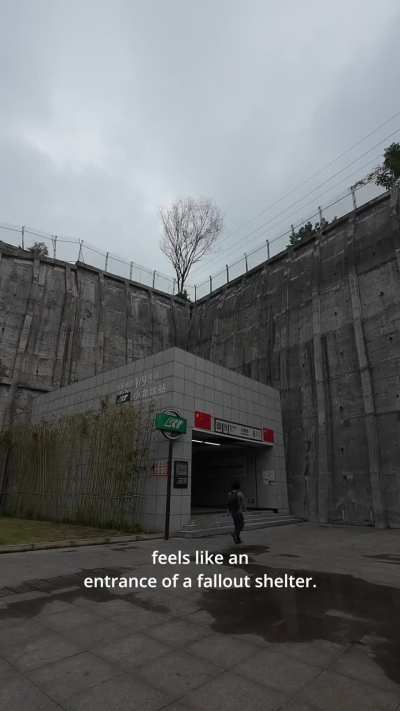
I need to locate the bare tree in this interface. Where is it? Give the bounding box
[160,197,223,296]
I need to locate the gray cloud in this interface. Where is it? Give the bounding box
[1,0,399,281]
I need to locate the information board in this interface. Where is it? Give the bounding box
[174,460,189,488]
[214,417,262,442]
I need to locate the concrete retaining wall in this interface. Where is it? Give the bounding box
[0,247,190,426]
[188,190,400,527]
[1,189,399,526]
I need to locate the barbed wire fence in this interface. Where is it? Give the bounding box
[191,180,386,300]
[0,179,386,303]
[0,222,181,297]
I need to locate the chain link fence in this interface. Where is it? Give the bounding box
[0,179,386,303]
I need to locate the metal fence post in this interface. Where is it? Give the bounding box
[226,264,229,283]
[52,235,57,259]
[209,275,212,293]
[291,224,295,239]
[318,206,323,226]
[129,262,133,280]
[266,239,270,259]
[21,225,25,250]
[152,270,156,289]
[194,285,197,302]
[244,253,248,272]
[78,240,83,261]
[105,251,109,271]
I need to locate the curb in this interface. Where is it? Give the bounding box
[0,532,162,555]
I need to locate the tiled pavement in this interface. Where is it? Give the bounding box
[0,523,399,710]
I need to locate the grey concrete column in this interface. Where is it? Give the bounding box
[345,217,386,529]
[67,266,83,384]
[124,280,130,364]
[96,272,105,373]
[52,263,78,387]
[391,184,400,236]
[3,254,42,425]
[147,288,155,353]
[311,237,330,523]
[279,249,293,393]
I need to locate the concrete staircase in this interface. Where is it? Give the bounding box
[173,510,301,538]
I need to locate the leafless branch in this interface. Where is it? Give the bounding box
[160,197,223,295]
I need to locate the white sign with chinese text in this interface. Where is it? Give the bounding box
[214,418,263,442]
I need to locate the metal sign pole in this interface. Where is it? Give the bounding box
[164,438,174,540]
[154,408,187,541]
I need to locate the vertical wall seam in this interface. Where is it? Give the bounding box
[96,272,105,373]
[67,266,80,384]
[54,263,76,388]
[4,255,40,425]
[311,236,330,523]
[345,215,386,528]
[124,281,130,364]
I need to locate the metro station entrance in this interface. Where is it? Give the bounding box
[191,429,274,512]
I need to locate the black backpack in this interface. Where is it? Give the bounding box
[228,490,240,513]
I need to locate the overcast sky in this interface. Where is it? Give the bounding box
[1,0,399,284]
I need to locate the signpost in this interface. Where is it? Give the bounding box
[154,409,187,540]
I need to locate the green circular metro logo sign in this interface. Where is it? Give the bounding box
[154,410,187,438]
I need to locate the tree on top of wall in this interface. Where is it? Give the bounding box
[368,142,400,190]
[289,218,329,246]
[28,241,49,257]
[353,143,400,192]
[160,197,223,297]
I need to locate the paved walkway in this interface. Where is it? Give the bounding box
[0,523,399,710]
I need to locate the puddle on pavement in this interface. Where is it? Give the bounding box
[0,567,172,621]
[1,544,399,686]
[197,545,400,685]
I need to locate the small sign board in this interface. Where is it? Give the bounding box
[155,411,187,435]
[116,391,131,404]
[263,470,275,485]
[214,417,262,442]
[174,460,188,488]
[152,461,168,477]
[213,417,274,445]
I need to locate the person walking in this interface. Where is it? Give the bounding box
[227,480,246,544]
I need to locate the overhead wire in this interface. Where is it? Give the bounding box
[196,126,400,266]
[216,108,400,243]
[191,152,387,282]
[190,127,399,280]
[195,155,382,274]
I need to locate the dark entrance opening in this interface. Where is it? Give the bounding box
[191,430,268,512]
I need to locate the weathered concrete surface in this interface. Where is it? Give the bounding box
[188,191,400,527]
[1,190,400,527]
[0,247,190,425]
[0,526,400,710]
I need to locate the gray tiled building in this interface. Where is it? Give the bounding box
[32,348,288,533]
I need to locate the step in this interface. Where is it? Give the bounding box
[174,516,301,538]
[180,513,293,530]
[180,517,293,531]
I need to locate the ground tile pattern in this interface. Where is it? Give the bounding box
[0,525,399,711]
